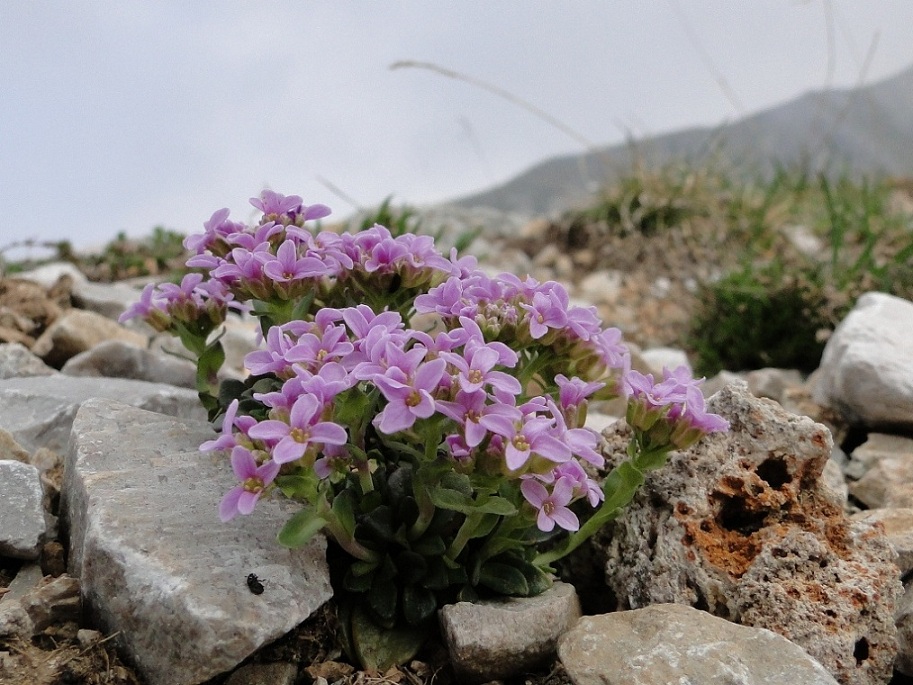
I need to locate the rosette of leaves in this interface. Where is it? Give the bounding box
[275,456,554,670]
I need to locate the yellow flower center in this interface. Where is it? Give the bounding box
[290,427,310,443]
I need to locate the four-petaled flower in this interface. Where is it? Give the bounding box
[219,447,281,521]
[521,477,580,532]
[247,394,348,464]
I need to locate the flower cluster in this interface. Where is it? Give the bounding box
[122,190,728,659]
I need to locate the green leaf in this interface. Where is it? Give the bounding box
[275,472,319,502]
[276,508,326,548]
[478,562,529,596]
[356,505,395,543]
[350,605,425,671]
[367,577,398,624]
[429,487,517,516]
[331,489,357,537]
[395,551,428,584]
[343,568,374,593]
[411,535,446,556]
[196,340,225,394]
[402,585,437,625]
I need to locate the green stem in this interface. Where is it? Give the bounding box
[323,517,380,563]
[534,443,671,566]
[446,512,485,560]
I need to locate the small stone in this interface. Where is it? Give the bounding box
[744,367,804,403]
[0,460,46,559]
[0,342,55,379]
[0,428,30,463]
[577,270,623,305]
[76,628,104,648]
[41,541,67,577]
[559,604,839,685]
[846,434,913,508]
[31,309,148,367]
[439,581,581,682]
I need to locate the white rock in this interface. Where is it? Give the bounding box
[14,262,87,288]
[63,399,332,685]
[577,269,623,305]
[813,292,913,428]
[559,604,839,685]
[0,460,46,559]
[640,347,691,377]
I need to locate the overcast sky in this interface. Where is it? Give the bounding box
[4,2,913,254]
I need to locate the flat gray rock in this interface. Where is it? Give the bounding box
[0,375,206,453]
[559,604,839,685]
[0,460,46,559]
[62,399,332,685]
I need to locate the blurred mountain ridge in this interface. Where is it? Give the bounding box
[450,63,913,215]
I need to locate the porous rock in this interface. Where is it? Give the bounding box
[0,460,47,559]
[813,291,913,429]
[558,604,839,685]
[0,375,205,453]
[31,308,148,367]
[63,398,332,685]
[439,580,581,682]
[598,381,900,685]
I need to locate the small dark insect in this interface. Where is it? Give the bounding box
[246,573,265,595]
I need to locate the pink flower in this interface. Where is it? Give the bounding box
[247,395,348,464]
[521,477,579,532]
[219,447,281,521]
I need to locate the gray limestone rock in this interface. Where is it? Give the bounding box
[439,581,581,682]
[62,398,332,685]
[558,604,839,685]
[62,339,197,388]
[0,375,206,453]
[598,382,900,685]
[0,342,56,379]
[31,308,148,367]
[813,292,913,429]
[0,460,47,559]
